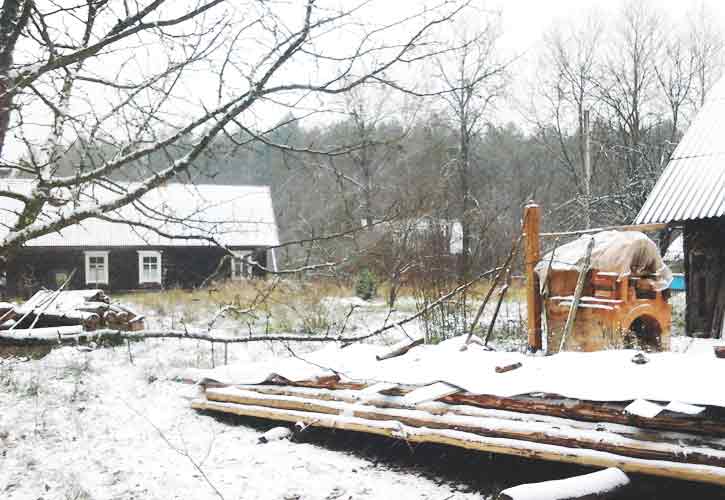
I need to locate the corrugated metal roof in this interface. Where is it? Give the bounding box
[635,80,725,224]
[0,181,279,248]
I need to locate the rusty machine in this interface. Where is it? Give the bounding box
[523,204,673,353]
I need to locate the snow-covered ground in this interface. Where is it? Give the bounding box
[0,291,713,500]
[1,338,488,500]
[1,289,501,500]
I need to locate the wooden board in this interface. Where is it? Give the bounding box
[203,387,725,468]
[192,398,725,486]
[401,382,461,405]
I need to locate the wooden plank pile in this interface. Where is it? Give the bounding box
[0,289,144,336]
[192,374,725,486]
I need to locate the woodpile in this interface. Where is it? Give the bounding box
[192,377,725,486]
[0,289,144,335]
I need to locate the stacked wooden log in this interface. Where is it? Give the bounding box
[192,377,725,486]
[0,289,144,333]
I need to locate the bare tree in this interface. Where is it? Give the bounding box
[0,0,470,267]
[688,1,725,108]
[532,16,603,228]
[434,13,508,279]
[594,0,663,220]
[654,22,696,148]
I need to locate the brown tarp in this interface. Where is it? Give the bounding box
[535,231,673,291]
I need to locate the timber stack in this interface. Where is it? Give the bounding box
[189,335,725,487]
[0,289,144,341]
[193,376,725,486]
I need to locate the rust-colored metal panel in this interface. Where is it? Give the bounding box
[545,270,671,353]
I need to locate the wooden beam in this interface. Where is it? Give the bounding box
[541,223,667,238]
[236,380,725,437]
[559,237,595,353]
[228,384,724,445]
[524,204,542,352]
[192,398,725,486]
[203,387,725,468]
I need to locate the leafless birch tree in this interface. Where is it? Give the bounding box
[0,0,470,268]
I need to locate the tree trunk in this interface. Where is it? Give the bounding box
[0,0,30,158]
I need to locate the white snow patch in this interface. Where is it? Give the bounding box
[500,467,630,500]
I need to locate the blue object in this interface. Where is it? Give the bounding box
[670,273,685,291]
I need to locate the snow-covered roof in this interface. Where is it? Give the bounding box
[0,180,279,248]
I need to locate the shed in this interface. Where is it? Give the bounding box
[635,81,725,337]
[0,181,280,296]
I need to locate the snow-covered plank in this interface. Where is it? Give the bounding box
[192,399,725,486]
[401,382,461,405]
[550,296,623,304]
[359,382,399,395]
[625,399,664,419]
[557,301,615,311]
[204,386,725,468]
[664,401,706,415]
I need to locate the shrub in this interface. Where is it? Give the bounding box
[355,268,377,301]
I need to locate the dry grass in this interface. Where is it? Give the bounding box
[113,279,354,334]
[110,276,527,338]
[116,279,346,311]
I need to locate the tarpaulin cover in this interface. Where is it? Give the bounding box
[535,231,673,291]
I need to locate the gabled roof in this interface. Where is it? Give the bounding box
[635,81,725,224]
[0,181,279,248]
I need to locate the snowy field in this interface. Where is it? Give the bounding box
[1,291,721,500]
[0,339,492,500]
[0,294,494,500]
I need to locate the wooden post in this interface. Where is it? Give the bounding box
[524,204,542,352]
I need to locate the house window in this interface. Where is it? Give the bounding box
[230,252,253,279]
[51,269,71,288]
[138,251,162,284]
[85,251,109,286]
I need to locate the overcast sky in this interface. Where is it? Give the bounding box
[470,0,725,126]
[9,0,725,161]
[493,0,725,56]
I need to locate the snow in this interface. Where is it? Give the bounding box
[0,181,279,248]
[189,334,725,408]
[664,401,705,415]
[624,399,664,419]
[0,292,720,498]
[499,467,630,500]
[0,339,482,500]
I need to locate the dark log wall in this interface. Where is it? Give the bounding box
[684,219,725,337]
[6,246,268,298]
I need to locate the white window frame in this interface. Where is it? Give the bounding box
[138,250,162,284]
[230,251,253,280]
[85,251,109,286]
